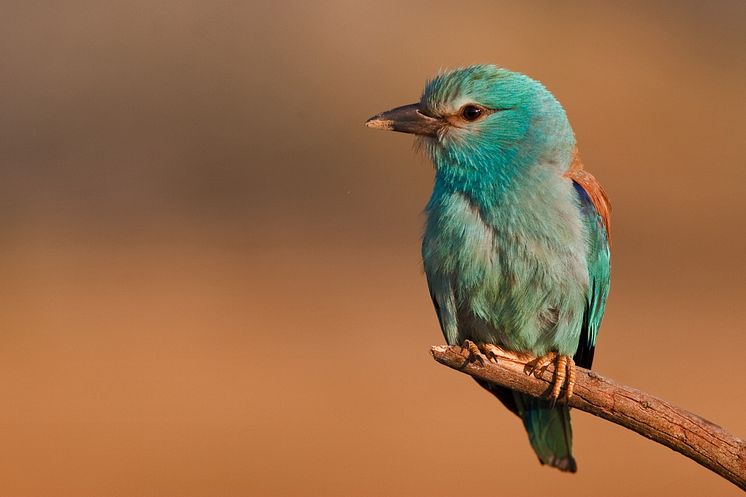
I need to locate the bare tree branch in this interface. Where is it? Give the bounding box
[431,344,746,490]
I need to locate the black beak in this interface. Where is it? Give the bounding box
[364,103,441,137]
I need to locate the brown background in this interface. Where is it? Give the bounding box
[1,1,745,496]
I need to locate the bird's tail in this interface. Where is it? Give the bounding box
[513,392,577,472]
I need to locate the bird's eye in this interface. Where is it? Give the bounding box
[460,105,483,121]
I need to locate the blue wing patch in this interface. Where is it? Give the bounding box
[572,181,611,369]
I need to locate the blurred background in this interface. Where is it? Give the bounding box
[1,1,745,496]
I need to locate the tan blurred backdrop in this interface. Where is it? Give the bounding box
[1,1,745,496]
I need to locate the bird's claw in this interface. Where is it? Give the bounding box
[527,351,558,376]
[461,339,490,367]
[527,352,576,406]
[480,343,510,364]
[457,341,509,368]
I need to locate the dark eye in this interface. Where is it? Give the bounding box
[461,105,483,121]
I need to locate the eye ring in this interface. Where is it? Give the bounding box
[460,105,484,122]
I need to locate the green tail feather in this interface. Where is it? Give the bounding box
[514,392,577,472]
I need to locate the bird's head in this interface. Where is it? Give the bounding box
[365,65,575,177]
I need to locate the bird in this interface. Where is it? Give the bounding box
[364,65,611,472]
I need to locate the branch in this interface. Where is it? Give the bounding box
[431,344,746,490]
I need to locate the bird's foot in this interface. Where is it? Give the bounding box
[527,352,576,406]
[457,341,511,367]
[460,339,490,367]
[479,343,511,364]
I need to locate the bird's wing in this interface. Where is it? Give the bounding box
[565,155,611,369]
[425,272,458,345]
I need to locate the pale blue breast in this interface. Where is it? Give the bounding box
[422,164,589,356]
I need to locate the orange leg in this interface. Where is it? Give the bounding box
[461,339,489,366]
[479,343,511,364]
[528,352,576,405]
[461,341,516,366]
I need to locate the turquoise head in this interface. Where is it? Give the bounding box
[366,65,576,188]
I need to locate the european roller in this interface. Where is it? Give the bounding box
[365,65,611,472]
